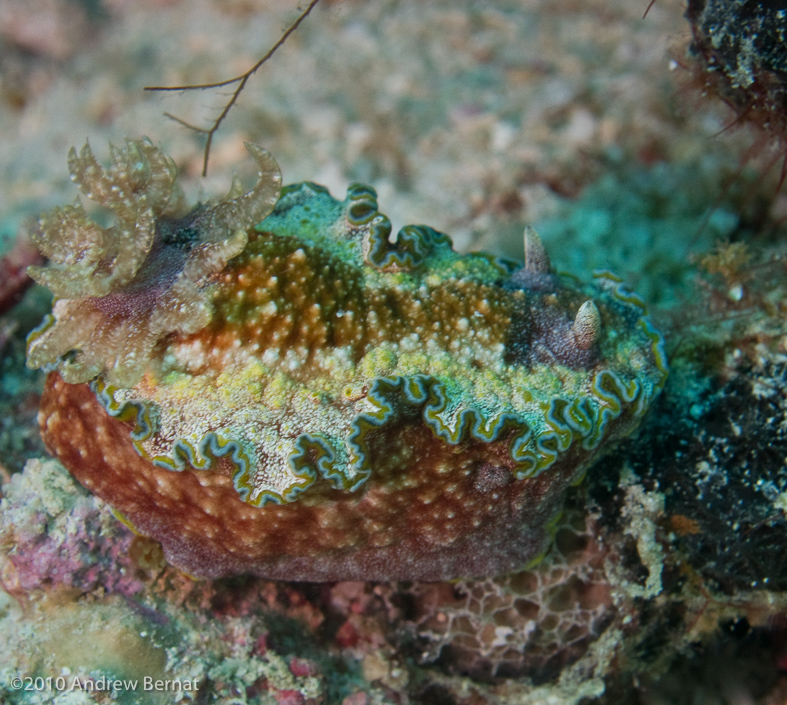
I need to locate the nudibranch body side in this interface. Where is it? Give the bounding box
[29,140,667,581]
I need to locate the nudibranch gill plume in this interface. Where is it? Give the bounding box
[27,139,667,581]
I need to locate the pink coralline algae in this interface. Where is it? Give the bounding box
[0,458,145,596]
[0,230,42,316]
[27,139,667,581]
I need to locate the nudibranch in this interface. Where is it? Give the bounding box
[28,139,667,581]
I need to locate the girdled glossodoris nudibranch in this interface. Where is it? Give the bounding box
[28,139,667,581]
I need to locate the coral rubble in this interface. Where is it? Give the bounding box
[27,140,666,581]
[0,461,328,705]
[0,458,145,596]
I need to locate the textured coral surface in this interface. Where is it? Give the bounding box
[400,508,616,682]
[32,141,666,581]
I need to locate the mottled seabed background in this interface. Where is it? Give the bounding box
[1,0,787,703]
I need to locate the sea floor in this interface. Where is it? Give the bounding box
[2,0,787,703]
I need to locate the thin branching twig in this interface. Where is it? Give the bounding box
[145,0,322,176]
[642,0,658,19]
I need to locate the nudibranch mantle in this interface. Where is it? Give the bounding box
[29,140,667,581]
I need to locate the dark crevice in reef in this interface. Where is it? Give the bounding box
[592,357,787,594]
[600,618,787,705]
